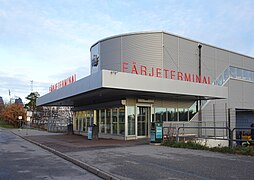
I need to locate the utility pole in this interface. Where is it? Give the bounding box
[30,80,33,92]
[9,89,11,104]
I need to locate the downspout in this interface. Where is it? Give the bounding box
[198,43,202,137]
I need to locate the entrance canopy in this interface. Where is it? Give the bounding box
[37,70,228,107]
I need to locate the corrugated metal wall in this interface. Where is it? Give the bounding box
[163,34,178,71]
[100,37,121,71]
[97,32,254,111]
[122,32,163,72]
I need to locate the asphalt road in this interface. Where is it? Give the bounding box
[0,128,101,180]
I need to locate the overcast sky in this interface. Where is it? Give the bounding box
[1,0,254,103]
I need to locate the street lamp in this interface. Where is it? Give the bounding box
[18,116,22,129]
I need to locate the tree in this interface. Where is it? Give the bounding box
[25,92,40,124]
[0,103,26,128]
[0,97,4,120]
[0,96,4,111]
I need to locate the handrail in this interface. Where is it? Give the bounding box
[164,126,254,147]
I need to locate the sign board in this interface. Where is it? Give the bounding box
[150,129,155,142]
[156,124,163,139]
[88,126,92,140]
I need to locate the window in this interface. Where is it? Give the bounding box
[119,107,125,135]
[217,75,223,86]
[127,106,135,135]
[224,68,229,81]
[237,68,242,78]
[78,112,83,131]
[86,111,90,132]
[112,108,118,134]
[100,110,105,133]
[243,70,249,80]
[167,108,177,121]
[179,108,188,121]
[82,117,87,131]
[75,112,78,131]
[83,112,86,132]
[91,111,94,125]
[230,66,237,78]
[155,108,167,122]
[189,102,197,120]
[106,109,111,134]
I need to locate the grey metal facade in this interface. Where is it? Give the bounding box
[91,31,254,110]
[89,31,254,134]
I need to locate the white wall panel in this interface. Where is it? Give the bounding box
[229,53,243,68]
[178,38,199,75]
[215,49,230,78]
[228,79,243,108]
[243,82,254,109]
[163,34,178,70]
[243,56,254,70]
[202,46,216,83]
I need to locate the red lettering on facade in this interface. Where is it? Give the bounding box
[203,76,208,84]
[170,70,176,79]
[164,69,169,78]
[131,63,138,74]
[178,72,183,80]
[196,75,201,83]
[122,62,129,72]
[149,67,154,76]
[156,68,162,78]
[49,74,76,92]
[140,65,147,75]
[184,73,191,82]
[120,62,212,85]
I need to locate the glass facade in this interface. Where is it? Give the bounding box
[73,102,201,139]
[214,66,254,86]
[152,106,195,122]
[73,106,125,136]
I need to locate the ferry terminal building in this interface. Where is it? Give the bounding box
[37,31,254,140]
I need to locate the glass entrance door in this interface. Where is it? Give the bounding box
[137,106,150,137]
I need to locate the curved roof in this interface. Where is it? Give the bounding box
[90,31,254,59]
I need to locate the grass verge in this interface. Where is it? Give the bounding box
[162,140,254,156]
[0,120,14,128]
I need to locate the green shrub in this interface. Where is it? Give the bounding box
[162,140,209,150]
[162,140,254,156]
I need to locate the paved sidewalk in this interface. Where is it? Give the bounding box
[12,128,65,136]
[11,128,149,153]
